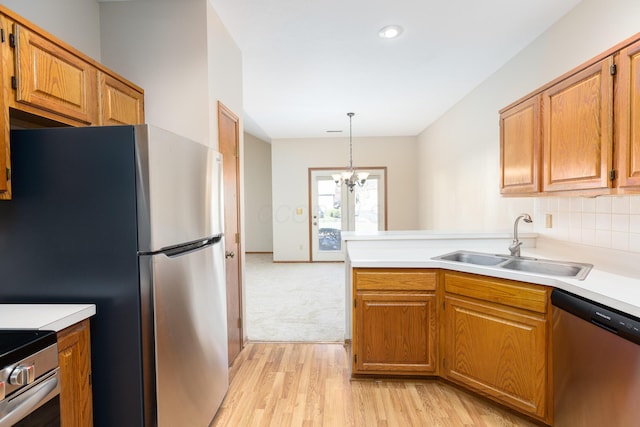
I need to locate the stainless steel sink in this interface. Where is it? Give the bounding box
[432,250,592,280]
[436,251,508,266]
[500,258,591,279]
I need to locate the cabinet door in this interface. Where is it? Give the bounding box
[14,24,98,124]
[499,95,540,194]
[444,295,548,421]
[353,291,437,375]
[57,319,94,427]
[542,57,614,192]
[0,15,8,197]
[616,40,640,189]
[99,72,144,125]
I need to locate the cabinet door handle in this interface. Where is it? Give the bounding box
[225,251,235,259]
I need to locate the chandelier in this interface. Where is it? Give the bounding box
[332,112,369,192]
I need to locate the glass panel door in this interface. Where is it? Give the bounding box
[353,176,384,232]
[311,172,347,261]
[310,169,385,261]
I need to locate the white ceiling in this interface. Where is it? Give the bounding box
[209,0,582,141]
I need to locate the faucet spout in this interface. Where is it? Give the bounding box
[509,213,532,257]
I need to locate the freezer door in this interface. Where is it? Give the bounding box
[152,241,229,426]
[135,125,224,252]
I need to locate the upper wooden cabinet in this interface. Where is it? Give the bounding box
[0,5,145,200]
[99,72,144,126]
[542,58,614,192]
[500,32,640,196]
[14,24,98,125]
[0,15,8,194]
[499,95,541,194]
[616,39,640,189]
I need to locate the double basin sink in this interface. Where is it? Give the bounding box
[432,250,592,281]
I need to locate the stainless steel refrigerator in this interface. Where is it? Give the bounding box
[0,125,229,426]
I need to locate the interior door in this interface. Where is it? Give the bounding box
[310,169,386,261]
[218,102,242,365]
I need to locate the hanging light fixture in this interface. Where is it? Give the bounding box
[332,112,369,192]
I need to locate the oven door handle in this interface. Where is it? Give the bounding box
[0,370,59,427]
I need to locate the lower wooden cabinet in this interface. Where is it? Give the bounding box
[443,272,551,424]
[444,295,548,420]
[57,319,93,427]
[351,268,553,424]
[352,269,438,376]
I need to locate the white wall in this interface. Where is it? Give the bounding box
[244,133,273,252]
[271,136,419,261]
[99,0,211,145]
[418,0,640,245]
[2,0,102,61]
[206,4,243,142]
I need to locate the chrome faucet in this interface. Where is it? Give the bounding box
[509,213,533,257]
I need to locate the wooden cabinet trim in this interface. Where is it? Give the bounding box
[443,271,548,314]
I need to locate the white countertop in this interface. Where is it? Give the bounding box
[344,232,640,319]
[0,304,96,332]
[342,230,538,242]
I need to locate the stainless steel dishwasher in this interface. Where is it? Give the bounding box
[552,289,640,426]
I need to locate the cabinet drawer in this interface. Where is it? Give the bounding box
[444,272,548,314]
[354,269,436,291]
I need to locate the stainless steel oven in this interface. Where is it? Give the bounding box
[0,330,60,426]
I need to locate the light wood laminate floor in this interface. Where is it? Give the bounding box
[212,342,538,427]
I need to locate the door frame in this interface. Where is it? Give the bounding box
[218,101,243,363]
[308,166,388,261]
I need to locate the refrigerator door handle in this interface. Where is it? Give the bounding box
[139,233,223,258]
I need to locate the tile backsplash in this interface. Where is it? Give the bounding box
[533,195,640,253]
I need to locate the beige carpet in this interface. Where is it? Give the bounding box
[244,253,345,342]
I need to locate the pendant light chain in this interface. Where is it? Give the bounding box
[332,112,369,192]
[348,112,354,172]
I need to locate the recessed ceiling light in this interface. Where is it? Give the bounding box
[378,25,403,39]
